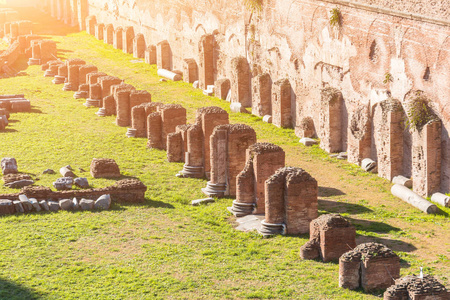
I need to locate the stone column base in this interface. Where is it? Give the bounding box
[258,220,285,237]
[201,181,227,197]
[228,200,254,217]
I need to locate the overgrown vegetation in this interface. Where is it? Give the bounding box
[405,91,437,131]
[0,8,448,300]
[383,72,393,84]
[329,8,341,28]
[243,0,263,13]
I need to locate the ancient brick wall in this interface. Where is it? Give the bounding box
[42,0,450,192]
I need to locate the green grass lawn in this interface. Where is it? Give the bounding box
[0,12,448,299]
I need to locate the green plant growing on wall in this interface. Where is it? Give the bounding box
[383,72,393,84]
[405,91,436,131]
[243,0,263,13]
[329,8,341,28]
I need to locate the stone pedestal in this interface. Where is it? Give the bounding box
[113,26,123,50]
[272,79,291,128]
[230,56,251,107]
[145,45,157,64]
[95,23,104,40]
[252,73,271,117]
[339,243,400,292]
[348,106,371,164]
[301,214,356,262]
[85,15,96,35]
[180,124,204,178]
[412,120,442,197]
[215,78,230,100]
[122,26,134,54]
[99,76,122,99]
[198,34,214,90]
[78,65,98,86]
[183,58,198,83]
[373,98,404,180]
[133,34,146,58]
[157,40,171,70]
[166,124,191,163]
[319,87,344,153]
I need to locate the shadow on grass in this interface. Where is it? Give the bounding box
[0,128,18,133]
[356,235,417,255]
[120,198,175,209]
[349,217,401,233]
[0,277,41,300]
[319,186,346,197]
[319,199,373,214]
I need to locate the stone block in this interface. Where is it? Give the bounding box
[230,56,251,107]
[272,79,291,128]
[183,58,198,83]
[90,158,120,178]
[252,73,271,117]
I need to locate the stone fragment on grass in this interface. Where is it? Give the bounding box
[262,115,272,123]
[299,137,318,146]
[74,177,89,188]
[43,169,55,175]
[13,200,24,213]
[5,179,34,189]
[0,199,15,215]
[60,166,76,177]
[1,157,18,175]
[59,199,73,211]
[191,198,215,206]
[79,198,94,210]
[29,198,41,212]
[39,200,49,211]
[48,201,60,212]
[94,194,111,210]
[53,177,73,190]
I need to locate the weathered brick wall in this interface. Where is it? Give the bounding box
[43,0,450,192]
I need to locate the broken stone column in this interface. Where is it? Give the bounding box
[38,40,57,64]
[411,119,442,197]
[64,65,81,91]
[95,23,104,40]
[122,26,134,54]
[113,26,123,50]
[62,58,86,91]
[181,124,204,178]
[131,102,162,137]
[133,33,145,58]
[103,24,114,45]
[183,58,198,83]
[146,104,186,150]
[85,15,96,35]
[167,124,191,163]
[99,76,122,99]
[51,63,67,83]
[28,41,41,65]
[259,167,318,236]
[157,40,171,70]
[339,243,400,292]
[372,98,404,180]
[230,56,251,107]
[145,45,156,64]
[348,106,371,164]
[85,73,107,107]
[147,112,163,149]
[319,87,344,153]
[117,90,151,127]
[391,184,438,214]
[78,65,98,86]
[215,78,230,100]
[167,131,184,162]
[384,275,449,300]
[252,73,271,117]
[198,34,214,90]
[300,214,356,262]
[202,124,257,197]
[272,79,292,128]
[229,143,286,216]
[75,84,89,99]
